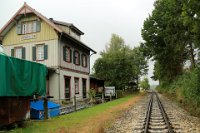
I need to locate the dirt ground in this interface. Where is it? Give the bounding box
[56,94,143,133]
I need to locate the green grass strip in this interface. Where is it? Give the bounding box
[10,94,137,133]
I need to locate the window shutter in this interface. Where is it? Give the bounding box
[11,49,14,57]
[36,21,41,32]
[22,47,26,59]
[70,49,72,63]
[85,56,87,67]
[63,47,66,61]
[16,23,22,34]
[78,52,80,65]
[32,46,36,61]
[73,50,76,64]
[44,45,48,60]
[81,54,83,66]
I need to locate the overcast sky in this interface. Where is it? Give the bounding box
[0,0,158,85]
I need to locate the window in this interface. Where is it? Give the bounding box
[15,48,22,59]
[22,21,37,34]
[74,78,79,94]
[74,50,80,65]
[17,20,41,35]
[63,47,72,62]
[82,54,87,67]
[11,47,25,59]
[32,44,48,61]
[36,45,44,60]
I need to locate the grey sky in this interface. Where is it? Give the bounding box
[0,0,158,85]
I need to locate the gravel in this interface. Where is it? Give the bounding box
[105,93,200,133]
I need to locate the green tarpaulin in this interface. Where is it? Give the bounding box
[0,53,47,96]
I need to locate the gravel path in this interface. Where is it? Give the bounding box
[105,93,200,133]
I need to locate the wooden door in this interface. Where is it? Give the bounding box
[82,79,87,98]
[65,77,71,100]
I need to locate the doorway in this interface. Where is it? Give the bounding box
[82,79,87,98]
[64,76,71,100]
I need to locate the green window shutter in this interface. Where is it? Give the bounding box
[11,49,14,57]
[70,49,72,63]
[63,47,66,61]
[78,52,80,65]
[36,21,41,32]
[32,46,36,61]
[85,56,87,67]
[81,54,83,66]
[73,50,76,64]
[44,45,48,60]
[22,47,26,59]
[16,23,22,34]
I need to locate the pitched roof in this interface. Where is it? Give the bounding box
[50,19,84,35]
[0,2,96,53]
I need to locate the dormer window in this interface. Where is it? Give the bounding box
[17,20,41,35]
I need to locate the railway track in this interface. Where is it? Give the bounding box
[133,92,175,133]
[106,91,199,133]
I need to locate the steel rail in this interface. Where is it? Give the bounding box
[155,92,174,133]
[144,93,153,133]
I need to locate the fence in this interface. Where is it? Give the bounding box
[34,90,127,120]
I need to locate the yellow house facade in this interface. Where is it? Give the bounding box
[0,3,96,102]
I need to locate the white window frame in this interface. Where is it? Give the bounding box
[22,21,37,34]
[36,45,44,61]
[15,47,23,59]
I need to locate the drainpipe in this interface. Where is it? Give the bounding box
[58,32,63,103]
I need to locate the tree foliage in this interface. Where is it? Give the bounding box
[141,0,200,83]
[139,78,150,90]
[93,34,148,90]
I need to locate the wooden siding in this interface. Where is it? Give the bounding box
[60,40,90,74]
[56,25,80,40]
[3,14,58,45]
[3,39,59,67]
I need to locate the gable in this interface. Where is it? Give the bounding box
[0,3,96,53]
[3,14,58,45]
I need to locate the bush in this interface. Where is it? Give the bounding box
[157,68,200,116]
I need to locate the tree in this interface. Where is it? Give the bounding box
[139,78,150,90]
[93,34,148,90]
[141,0,190,83]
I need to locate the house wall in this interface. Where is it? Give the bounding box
[3,14,58,45]
[59,69,89,100]
[49,72,60,101]
[60,40,90,74]
[1,12,92,102]
[3,39,59,67]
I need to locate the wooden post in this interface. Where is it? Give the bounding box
[110,92,112,101]
[116,90,118,99]
[102,92,104,103]
[44,98,48,120]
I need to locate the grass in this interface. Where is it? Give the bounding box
[10,93,138,133]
